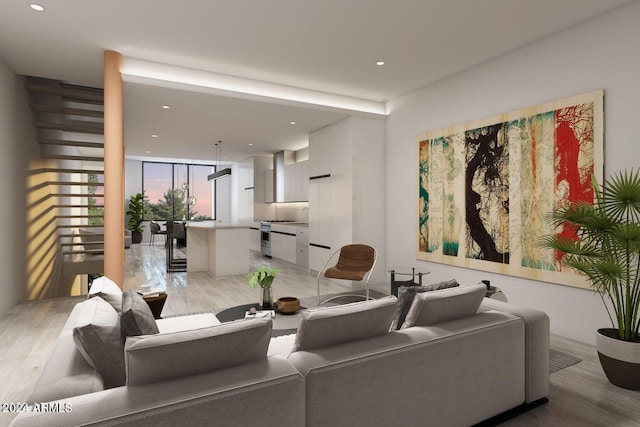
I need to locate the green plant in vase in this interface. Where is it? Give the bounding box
[539,169,640,389]
[126,193,145,243]
[247,265,280,309]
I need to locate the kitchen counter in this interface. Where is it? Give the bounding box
[186,223,249,276]
[186,222,250,229]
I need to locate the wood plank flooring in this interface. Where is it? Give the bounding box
[0,242,638,426]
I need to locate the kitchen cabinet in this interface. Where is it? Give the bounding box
[308,125,332,178]
[284,160,309,202]
[296,226,309,268]
[264,169,274,203]
[249,225,261,252]
[271,224,297,264]
[307,117,385,281]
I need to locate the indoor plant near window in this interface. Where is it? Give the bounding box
[540,169,640,389]
[247,265,280,310]
[126,193,145,244]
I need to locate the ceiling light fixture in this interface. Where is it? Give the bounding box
[248,143,254,146]
[162,105,170,109]
[207,140,232,181]
[30,4,44,11]
[289,121,296,125]
[376,61,385,66]
[151,134,158,138]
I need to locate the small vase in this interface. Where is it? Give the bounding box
[260,286,273,310]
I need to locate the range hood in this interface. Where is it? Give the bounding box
[273,150,294,203]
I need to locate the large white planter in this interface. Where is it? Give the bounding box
[596,328,640,390]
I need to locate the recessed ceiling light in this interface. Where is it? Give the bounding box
[376,61,385,66]
[151,134,158,138]
[248,143,254,146]
[289,121,296,125]
[30,4,44,11]
[162,105,170,109]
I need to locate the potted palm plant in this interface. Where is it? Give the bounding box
[247,265,280,309]
[126,193,145,243]
[540,169,640,389]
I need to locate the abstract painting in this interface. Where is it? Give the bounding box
[417,90,604,288]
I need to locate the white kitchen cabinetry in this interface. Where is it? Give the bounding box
[307,117,385,282]
[308,125,332,177]
[270,224,297,264]
[284,160,309,202]
[249,225,261,253]
[296,226,309,268]
[264,169,274,203]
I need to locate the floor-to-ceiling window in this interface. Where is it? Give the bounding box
[142,162,215,220]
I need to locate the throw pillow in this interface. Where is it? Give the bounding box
[292,296,397,352]
[390,279,459,330]
[125,317,272,386]
[72,297,126,388]
[121,290,160,337]
[402,283,486,328]
[88,276,123,312]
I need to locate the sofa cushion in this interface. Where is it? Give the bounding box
[390,279,459,330]
[121,290,159,337]
[292,297,397,352]
[88,276,123,312]
[402,284,486,328]
[72,297,126,388]
[124,317,272,386]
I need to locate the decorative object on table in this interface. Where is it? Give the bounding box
[417,90,604,288]
[247,264,280,309]
[244,309,275,319]
[276,297,300,314]
[539,169,640,390]
[126,192,145,243]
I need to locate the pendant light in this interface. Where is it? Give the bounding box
[207,140,232,181]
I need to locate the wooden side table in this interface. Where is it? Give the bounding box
[142,293,167,319]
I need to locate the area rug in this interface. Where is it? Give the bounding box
[549,349,582,374]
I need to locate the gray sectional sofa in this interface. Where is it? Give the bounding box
[10,281,549,427]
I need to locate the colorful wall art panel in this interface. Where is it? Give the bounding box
[417,90,603,288]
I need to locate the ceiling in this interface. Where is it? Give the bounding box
[0,0,633,163]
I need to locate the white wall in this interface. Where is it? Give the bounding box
[0,59,36,316]
[385,2,640,345]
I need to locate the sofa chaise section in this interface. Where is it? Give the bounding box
[289,310,526,427]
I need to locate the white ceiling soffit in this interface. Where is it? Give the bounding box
[121,58,387,116]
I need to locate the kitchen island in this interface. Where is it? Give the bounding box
[186,222,250,276]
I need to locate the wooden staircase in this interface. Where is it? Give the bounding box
[25,76,105,281]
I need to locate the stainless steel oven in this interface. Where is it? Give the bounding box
[259,221,271,257]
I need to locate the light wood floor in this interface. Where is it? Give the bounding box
[1,243,639,426]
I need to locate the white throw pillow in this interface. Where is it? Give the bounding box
[72,297,126,388]
[88,276,123,312]
[124,317,272,386]
[402,284,486,328]
[292,297,397,352]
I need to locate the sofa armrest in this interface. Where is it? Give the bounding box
[10,357,304,427]
[480,298,550,402]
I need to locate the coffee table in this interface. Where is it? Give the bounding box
[216,303,302,337]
